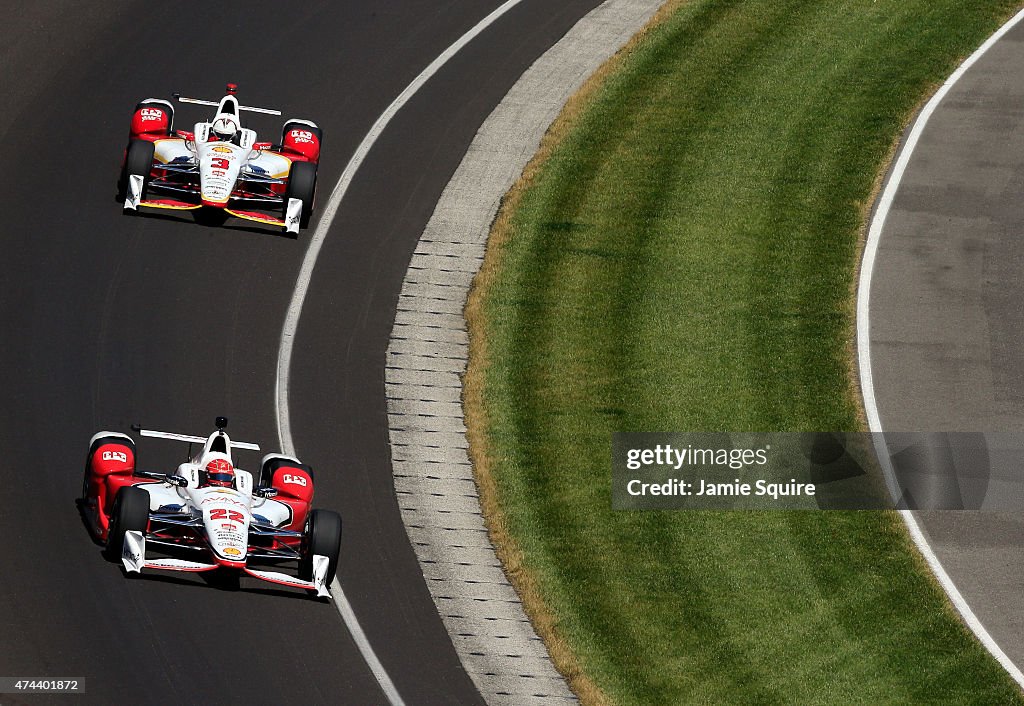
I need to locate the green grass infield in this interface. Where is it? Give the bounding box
[466,0,1024,703]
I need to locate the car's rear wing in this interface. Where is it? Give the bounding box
[172,93,282,116]
[132,426,261,451]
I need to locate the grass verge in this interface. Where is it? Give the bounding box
[465,0,1024,703]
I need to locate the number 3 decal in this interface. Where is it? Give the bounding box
[211,157,230,170]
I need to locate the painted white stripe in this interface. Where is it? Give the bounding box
[857,7,1024,688]
[274,2,530,705]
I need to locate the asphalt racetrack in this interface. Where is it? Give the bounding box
[867,13,1024,681]
[0,2,605,703]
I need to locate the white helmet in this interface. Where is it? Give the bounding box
[212,116,239,141]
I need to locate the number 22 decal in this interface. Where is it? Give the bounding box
[209,508,244,522]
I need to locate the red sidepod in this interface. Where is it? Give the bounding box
[281,128,320,163]
[130,106,171,141]
[86,440,136,536]
[269,462,314,531]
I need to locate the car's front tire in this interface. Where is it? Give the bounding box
[104,486,149,561]
[122,139,155,202]
[285,161,317,230]
[300,509,341,584]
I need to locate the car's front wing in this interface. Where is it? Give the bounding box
[121,530,330,598]
[124,164,303,233]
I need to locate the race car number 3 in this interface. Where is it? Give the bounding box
[0,678,84,693]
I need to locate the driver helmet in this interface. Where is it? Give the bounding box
[204,455,235,488]
[211,116,239,142]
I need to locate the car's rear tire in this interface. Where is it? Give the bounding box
[285,161,317,229]
[281,120,322,144]
[259,454,315,490]
[135,99,175,134]
[82,433,137,501]
[104,486,150,561]
[122,139,155,201]
[300,509,341,584]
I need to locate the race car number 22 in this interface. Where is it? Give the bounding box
[209,508,244,522]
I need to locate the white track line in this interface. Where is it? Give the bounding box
[274,2,529,705]
[857,7,1024,688]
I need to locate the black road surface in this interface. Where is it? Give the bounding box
[0,2,603,703]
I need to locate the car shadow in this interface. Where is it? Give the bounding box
[75,496,106,549]
[114,204,297,240]
[118,566,326,601]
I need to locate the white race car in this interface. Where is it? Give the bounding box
[80,417,341,598]
[120,83,321,234]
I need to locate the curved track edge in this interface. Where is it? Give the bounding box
[856,6,1024,689]
[384,0,664,703]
